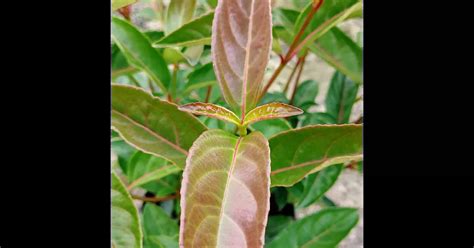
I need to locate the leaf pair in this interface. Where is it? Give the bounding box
[178,102,303,135]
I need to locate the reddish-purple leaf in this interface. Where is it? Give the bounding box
[179,129,271,247]
[212,0,272,118]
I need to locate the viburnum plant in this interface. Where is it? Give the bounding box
[111,0,363,247]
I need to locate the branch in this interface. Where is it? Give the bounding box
[259,0,324,101]
[289,54,307,105]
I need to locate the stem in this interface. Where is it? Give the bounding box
[131,194,178,203]
[283,59,303,95]
[289,54,307,105]
[285,0,323,59]
[204,85,212,103]
[147,76,155,94]
[127,75,141,88]
[238,125,248,136]
[118,5,132,21]
[259,0,324,101]
[168,63,179,102]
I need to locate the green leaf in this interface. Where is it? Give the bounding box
[212,0,272,116]
[326,71,359,123]
[178,102,241,126]
[270,124,362,187]
[206,0,217,8]
[165,0,197,35]
[260,92,289,105]
[243,103,303,126]
[296,164,343,208]
[308,27,363,83]
[111,84,207,168]
[272,187,289,211]
[112,17,171,92]
[294,0,362,50]
[273,8,300,32]
[112,132,137,174]
[112,172,143,248]
[293,80,319,111]
[184,62,217,93]
[142,204,179,248]
[267,207,359,248]
[127,151,181,191]
[153,12,214,48]
[250,118,292,139]
[112,0,136,11]
[301,112,336,126]
[179,130,270,247]
[181,45,204,66]
[265,215,294,244]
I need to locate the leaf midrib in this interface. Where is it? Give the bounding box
[112,109,188,156]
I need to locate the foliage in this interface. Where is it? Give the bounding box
[111,0,363,247]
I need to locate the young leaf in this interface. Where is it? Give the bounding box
[112,0,136,11]
[164,0,197,35]
[308,27,363,83]
[112,84,207,168]
[326,71,359,123]
[112,17,171,93]
[178,102,241,126]
[243,103,303,126]
[179,130,270,247]
[296,164,343,209]
[142,204,179,248]
[153,12,214,48]
[212,0,272,117]
[267,207,359,248]
[112,172,143,248]
[127,151,181,190]
[270,124,362,187]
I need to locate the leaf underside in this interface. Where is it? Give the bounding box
[179,129,270,247]
[179,102,241,126]
[212,0,272,117]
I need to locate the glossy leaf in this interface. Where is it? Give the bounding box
[270,124,362,187]
[267,208,359,248]
[179,130,270,247]
[243,103,303,126]
[293,80,319,111]
[294,0,362,49]
[142,204,179,248]
[153,12,214,48]
[326,71,359,123]
[111,84,207,168]
[127,151,181,191]
[301,112,336,126]
[212,0,272,117]
[165,0,197,35]
[250,118,292,139]
[178,102,241,126]
[184,62,217,93]
[112,131,137,174]
[308,27,362,83]
[112,172,142,248]
[265,215,293,244]
[112,17,171,92]
[112,0,136,11]
[296,164,343,208]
